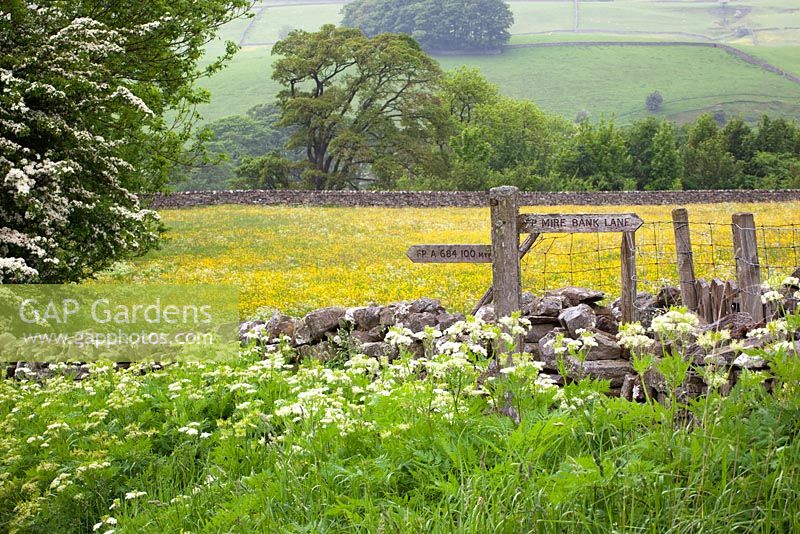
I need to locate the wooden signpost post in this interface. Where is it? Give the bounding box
[406,186,643,350]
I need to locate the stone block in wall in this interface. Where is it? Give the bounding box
[295,307,346,345]
[525,324,556,343]
[547,286,605,307]
[559,304,596,337]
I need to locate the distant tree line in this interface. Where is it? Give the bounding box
[176,26,800,193]
[341,0,514,51]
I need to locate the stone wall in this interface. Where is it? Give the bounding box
[238,284,800,400]
[148,189,800,209]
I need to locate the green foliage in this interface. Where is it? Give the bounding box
[231,152,295,190]
[2,309,800,532]
[557,118,632,191]
[749,152,800,189]
[342,0,514,51]
[682,114,745,189]
[645,90,663,113]
[648,121,683,190]
[626,116,686,190]
[753,115,800,155]
[271,25,444,189]
[0,0,248,282]
[439,66,500,125]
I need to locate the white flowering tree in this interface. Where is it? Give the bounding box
[0,1,248,282]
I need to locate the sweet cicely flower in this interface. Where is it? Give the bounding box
[761,290,784,305]
[344,353,380,375]
[650,306,699,348]
[92,516,117,532]
[498,313,531,337]
[617,322,652,353]
[696,329,731,352]
[385,326,414,348]
[702,366,728,390]
[413,325,442,341]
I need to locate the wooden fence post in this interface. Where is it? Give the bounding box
[620,231,637,324]
[489,186,521,350]
[671,208,699,312]
[732,212,764,323]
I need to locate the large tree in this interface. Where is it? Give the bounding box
[1,0,249,282]
[271,25,444,189]
[342,0,514,51]
[625,118,682,190]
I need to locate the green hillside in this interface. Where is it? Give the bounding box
[194,0,800,124]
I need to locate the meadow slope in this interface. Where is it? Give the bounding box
[97,203,800,317]
[195,0,800,124]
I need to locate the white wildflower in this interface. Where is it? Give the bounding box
[782,276,799,287]
[385,326,414,348]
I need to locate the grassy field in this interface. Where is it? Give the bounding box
[194,1,800,125]
[198,48,282,123]
[198,42,800,125]
[96,203,800,317]
[436,44,800,123]
[4,324,800,532]
[742,44,800,77]
[508,1,575,34]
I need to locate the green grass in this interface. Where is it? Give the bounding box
[198,48,281,123]
[745,1,800,29]
[579,1,728,37]
[3,313,800,532]
[507,33,701,45]
[197,42,800,125]
[742,44,800,77]
[435,44,800,124]
[509,1,575,34]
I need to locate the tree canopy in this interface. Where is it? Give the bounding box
[271,25,444,189]
[0,0,248,282]
[342,0,514,51]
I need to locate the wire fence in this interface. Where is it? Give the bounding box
[521,220,800,302]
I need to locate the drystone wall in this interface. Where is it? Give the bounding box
[238,284,800,401]
[148,189,800,209]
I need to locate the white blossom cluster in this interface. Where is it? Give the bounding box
[1,3,163,282]
[650,307,700,343]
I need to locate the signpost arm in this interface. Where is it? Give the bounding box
[489,186,522,352]
[470,232,539,316]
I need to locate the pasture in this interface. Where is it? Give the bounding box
[195,0,800,124]
[96,202,800,317]
[6,199,800,532]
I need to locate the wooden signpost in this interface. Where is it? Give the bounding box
[518,213,643,234]
[406,186,642,350]
[406,244,492,263]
